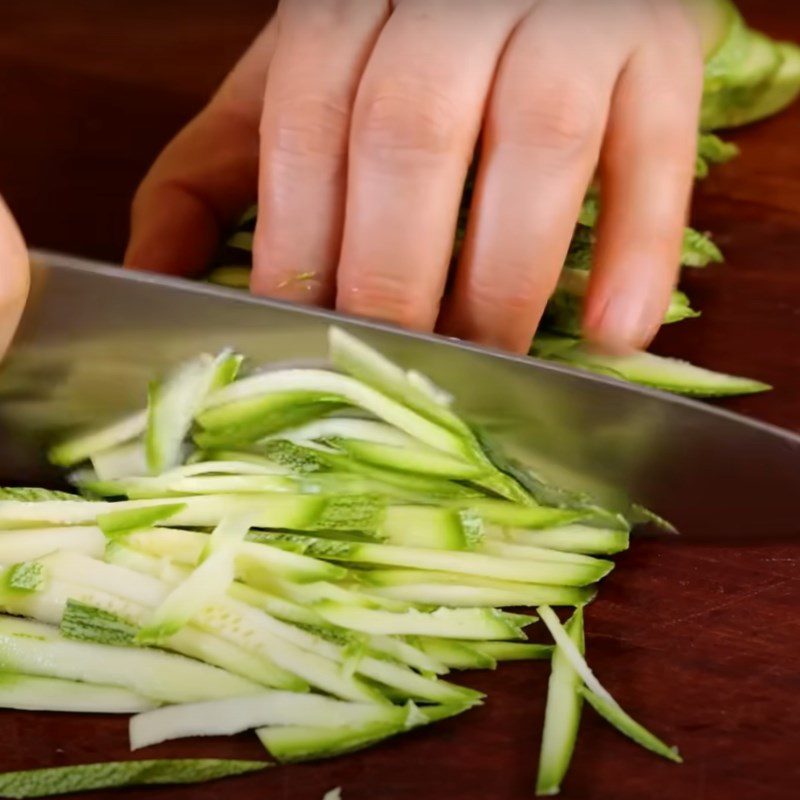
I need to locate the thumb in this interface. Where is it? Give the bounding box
[0,196,30,357]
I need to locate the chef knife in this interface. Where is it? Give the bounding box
[0,249,797,542]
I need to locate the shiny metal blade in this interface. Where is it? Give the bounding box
[0,250,798,542]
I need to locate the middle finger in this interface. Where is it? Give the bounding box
[336,0,529,331]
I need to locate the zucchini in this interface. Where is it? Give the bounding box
[130,691,409,750]
[580,688,682,763]
[257,701,472,763]
[0,525,106,564]
[88,473,298,499]
[336,438,486,480]
[538,606,681,763]
[531,335,770,397]
[328,327,468,436]
[48,411,147,468]
[452,498,584,529]
[536,607,585,796]
[195,392,345,448]
[197,597,478,706]
[472,641,553,662]
[202,369,472,460]
[313,602,534,640]
[358,569,595,608]
[497,525,630,555]
[283,536,611,587]
[271,417,415,448]
[137,515,251,642]
[478,540,613,568]
[417,638,497,671]
[0,614,260,703]
[379,506,470,550]
[91,441,148,480]
[146,351,241,474]
[0,671,155,714]
[124,528,346,583]
[192,600,385,704]
[0,759,268,798]
[367,635,449,675]
[724,41,800,126]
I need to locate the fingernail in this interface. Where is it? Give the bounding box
[584,289,653,354]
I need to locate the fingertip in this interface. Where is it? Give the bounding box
[582,284,666,355]
[124,185,219,277]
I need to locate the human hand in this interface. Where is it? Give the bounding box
[0,196,29,357]
[125,0,704,354]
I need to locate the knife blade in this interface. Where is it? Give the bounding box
[0,249,797,542]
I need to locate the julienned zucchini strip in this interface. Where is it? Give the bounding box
[0,323,709,791]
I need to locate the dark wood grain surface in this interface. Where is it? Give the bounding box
[0,2,799,799]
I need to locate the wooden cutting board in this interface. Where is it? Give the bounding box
[0,1,798,798]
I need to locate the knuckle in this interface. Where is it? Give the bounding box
[265,95,351,161]
[355,81,464,165]
[468,268,542,315]
[498,81,601,158]
[339,274,436,330]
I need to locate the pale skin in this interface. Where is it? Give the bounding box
[0,196,29,358]
[2,1,714,356]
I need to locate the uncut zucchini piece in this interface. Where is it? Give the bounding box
[0,671,155,714]
[313,602,534,640]
[257,701,472,763]
[538,606,681,764]
[720,41,800,127]
[130,692,411,750]
[531,335,770,397]
[536,607,584,796]
[701,22,785,130]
